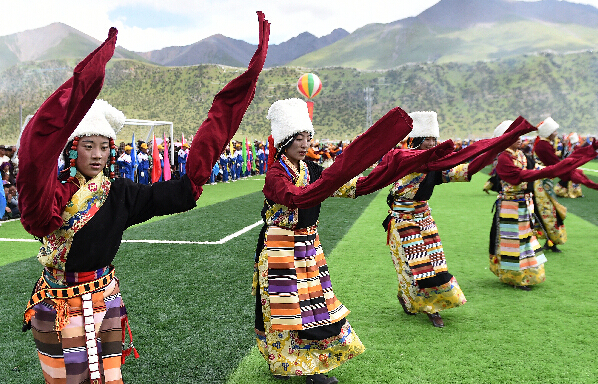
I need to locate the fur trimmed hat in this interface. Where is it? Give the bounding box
[493,120,514,138]
[567,132,579,144]
[537,117,559,138]
[68,99,124,141]
[267,98,314,148]
[408,111,439,138]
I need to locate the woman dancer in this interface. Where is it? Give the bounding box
[489,123,598,290]
[384,112,536,327]
[18,13,269,384]
[253,99,465,383]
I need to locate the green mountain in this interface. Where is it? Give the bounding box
[2,50,598,145]
[291,0,598,69]
[0,23,148,72]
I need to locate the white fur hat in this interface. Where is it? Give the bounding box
[567,132,579,144]
[68,99,124,141]
[268,98,315,149]
[537,117,559,138]
[408,111,439,138]
[493,120,514,138]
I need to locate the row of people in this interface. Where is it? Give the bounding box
[14,15,598,384]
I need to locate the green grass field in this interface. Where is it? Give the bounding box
[1,168,597,384]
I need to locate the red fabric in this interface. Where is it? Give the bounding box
[535,137,598,189]
[424,116,535,174]
[355,140,455,197]
[570,168,598,190]
[496,143,598,185]
[267,135,276,169]
[262,106,414,209]
[17,28,118,238]
[186,12,270,187]
[466,117,536,176]
[151,135,161,183]
[534,139,562,166]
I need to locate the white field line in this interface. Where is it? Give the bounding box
[0,220,263,245]
[579,167,598,173]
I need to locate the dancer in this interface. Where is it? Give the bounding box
[253,99,465,383]
[534,117,598,198]
[384,112,536,327]
[18,13,269,383]
[489,121,598,290]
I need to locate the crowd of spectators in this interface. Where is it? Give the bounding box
[2,130,596,222]
[1,144,19,221]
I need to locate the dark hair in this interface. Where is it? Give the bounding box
[407,137,426,149]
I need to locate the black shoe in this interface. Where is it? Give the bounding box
[397,294,416,316]
[306,374,339,384]
[550,245,562,253]
[516,285,532,291]
[427,312,444,328]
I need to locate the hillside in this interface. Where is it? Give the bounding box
[291,0,598,69]
[137,29,350,68]
[0,23,149,72]
[2,50,598,145]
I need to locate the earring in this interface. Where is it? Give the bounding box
[62,137,79,184]
[109,139,116,180]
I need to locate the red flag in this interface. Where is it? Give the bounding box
[163,134,171,181]
[151,134,161,183]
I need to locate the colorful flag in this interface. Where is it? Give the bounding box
[182,133,186,146]
[151,134,161,183]
[163,134,171,181]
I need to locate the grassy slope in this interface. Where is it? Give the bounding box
[3,51,598,144]
[291,20,598,69]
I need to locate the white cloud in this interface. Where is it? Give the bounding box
[3,0,598,52]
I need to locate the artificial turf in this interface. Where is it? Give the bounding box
[1,170,597,384]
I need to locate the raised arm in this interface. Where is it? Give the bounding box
[17,28,118,237]
[424,116,535,174]
[497,141,598,185]
[263,106,414,208]
[354,140,455,197]
[186,12,270,191]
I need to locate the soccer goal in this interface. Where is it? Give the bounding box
[116,119,175,165]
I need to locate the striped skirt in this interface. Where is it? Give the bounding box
[489,194,546,286]
[27,267,136,384]
[254,225,364,376]
[387,203,466,314]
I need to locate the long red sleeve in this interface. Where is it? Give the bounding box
[534,139,561,166]
[17,28,118,237]
[570,169,598,190]
[185,12,269,191]
[497,143,598,185]
[354,140,455,197]
[424,116,535,174]
[263,106,414,208]
[534,137,598,189]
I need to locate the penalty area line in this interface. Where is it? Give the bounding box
[121,220,263,245]
[0,220,264,245]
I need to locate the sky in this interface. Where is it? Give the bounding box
[2,0,598,52]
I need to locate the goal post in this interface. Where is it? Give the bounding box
[117,119,175,165]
